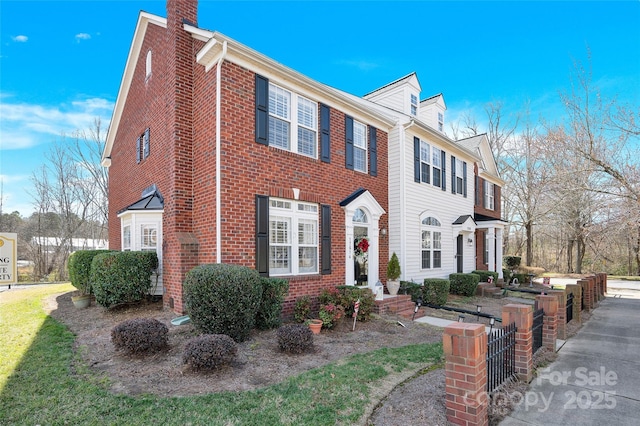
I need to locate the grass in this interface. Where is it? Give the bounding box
[0,284,443,425]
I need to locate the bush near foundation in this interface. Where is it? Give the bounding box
[449,273,480,297]
[183,263,262,342]
[422,279,450,306]
[255,277,289,330]
[183,334,237,370]
[68,249,113,295]
[276,324,314,354]
[111,318,168,354]
[472,270,499,283]
[91,251,158,308]
[335,286,374,322]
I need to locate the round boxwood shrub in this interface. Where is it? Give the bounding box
[449,273,481,297]
[111,318,168,354]
[422,278,450,306]
[276,324,314,354]
[183,263,262,342]
[183,334,237,371]
[68,249,112,295]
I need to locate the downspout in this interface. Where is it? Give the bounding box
[400,119,415,279]
[216,40,228,264]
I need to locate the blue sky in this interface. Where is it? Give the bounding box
[1,0,639,218]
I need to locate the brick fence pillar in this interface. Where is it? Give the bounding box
[502,304,533,382]
[565,283,582,323]
[443,323,488,426]
[602,273,608,294]
[588,276,597,308]
[577,279,590,311]
[535,294,558,351]
[548,290,566,340]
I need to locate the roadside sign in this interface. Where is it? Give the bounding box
[0,233,18,288]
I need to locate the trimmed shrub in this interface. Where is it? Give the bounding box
[293,295,312,323]
[335,286,374,322]
[68,249,112,295]
[91,251,158,308]
[399,280,423,302]
[472,270,499,283]
[504,256,521,271]
[183,334,237,370]
[111,318,168,354]
[422,278,450,306]
[449,273,481,297]
[276,324,314,354]
[255,277,289,330]
[183,264,262,342]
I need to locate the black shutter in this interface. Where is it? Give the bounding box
[255,74,269,145]
[463,162,468,198]
[441,150,447,191]
[475,175,480,205]
[255,195,269,276]
[321,204,332,275]
[414,137,421,182]
[143,128,150,159]
[136,136,141,164]
[369,126,377,176]
[451,155,456,194]
[345,115,354,170]
[320,104,331,163]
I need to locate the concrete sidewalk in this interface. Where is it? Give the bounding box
[500,296,640,425]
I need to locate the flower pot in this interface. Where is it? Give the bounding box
[386,280,400,296]
[71,294,91,309]
[308,319,323,335]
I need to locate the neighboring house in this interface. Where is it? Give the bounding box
[457,134,507,278]
[31,237,109,253]
[103,0,506,314]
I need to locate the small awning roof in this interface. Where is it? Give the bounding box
[452,215,476,235]
[118,189,164,214]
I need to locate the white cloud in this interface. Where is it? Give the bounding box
[75,33,91,42]
[11,35,28,43]
[0,97,113,150]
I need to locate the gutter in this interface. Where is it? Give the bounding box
[216,40,228,264]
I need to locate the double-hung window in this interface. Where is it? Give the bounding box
[421,216,442,269]
[432,147,442,188]
[122,225,131,251]
[420,140,431,183]
[438,112,444,132]
[484,181,495,210]
[269,198,318,276]
[353,120,367,173]
[455,158,464,194]
[268,83,317,158]
[411,94,418,116]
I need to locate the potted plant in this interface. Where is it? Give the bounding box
[68,250,97,309]
[306,319,323,335]
[386,252,401,296]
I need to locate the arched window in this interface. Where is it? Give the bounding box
[421,215,441,269]
[145,50,152,79]
[353,208,368,223]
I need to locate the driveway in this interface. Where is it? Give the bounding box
[501,284,640,425]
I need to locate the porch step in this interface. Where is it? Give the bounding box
[373,294,426,320]
[477,282,504,298]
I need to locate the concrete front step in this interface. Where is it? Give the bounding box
[477,282,505,298]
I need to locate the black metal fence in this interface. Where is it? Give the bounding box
[487,322,517,393]
[532,307,544,353]
[566,292,574,323]
[581,289,585,311]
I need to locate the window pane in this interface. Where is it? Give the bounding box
[422,230,431,249]
[432,147,441,167]
[433,232,441,249]
[422,250,431,269]
[297,127,316,157]
[354,147,366,172]
[433,251,442,268]
[298,246,317,273]
[269,84,290,119]
[270,246,291,274]
[123,226,131,249]
[269,117,290,150]
[421,163,430,183]
[298,220,317,245]
[141,225,157,250]
[354,121,367,149]
[420,141,430,163]
[353,208,368,223]
[433,167,441,187]
[270,217,290,244]
[297,97,316,129]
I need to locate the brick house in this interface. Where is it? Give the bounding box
[102,0,505,314]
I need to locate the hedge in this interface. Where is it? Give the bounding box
[68,249,112,295]
[91,251,158,308]
[255,277,289,330]
[183,264,262,342]
[472,270,499,283]
[448,273,480,297]
[422,278,450,306]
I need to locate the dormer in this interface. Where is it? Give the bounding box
[364,72,422,117]
[419,94,446,133]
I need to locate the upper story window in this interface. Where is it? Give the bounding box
[421,215,442,269]
[269,198,319,276]
[437,112,444,132]
[353,120,368,173]
[410,94,418,116]
[484,181,495,210]
[136,128,150,163]
[268,83,317,158]
[432,146,442,188]
[145,50,152,80]
[420,140,431,183]
[455,158,464,194]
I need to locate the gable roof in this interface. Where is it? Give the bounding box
[456,134,504,184]
[362,72,420,98]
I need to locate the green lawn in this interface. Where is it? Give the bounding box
[0,284,443,425]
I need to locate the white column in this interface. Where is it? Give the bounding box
[495,227,504,278]
[487,227,496,273]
